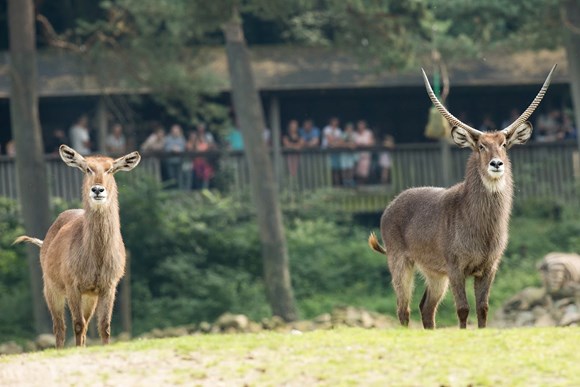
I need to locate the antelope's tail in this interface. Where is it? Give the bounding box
[368,232,386,254]
[13,235,43,248]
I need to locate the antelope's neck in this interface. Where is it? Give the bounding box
[83,202,121,257]
[463,155,513,227]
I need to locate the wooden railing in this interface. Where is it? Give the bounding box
[1,141,578,211]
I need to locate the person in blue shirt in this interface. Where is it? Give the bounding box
[299,119,320,148]
[164,124,186,187]
[226,127,244,151]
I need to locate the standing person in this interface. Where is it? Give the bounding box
[226,125,244,151]
[379,133,395,185]
[5,139,16,157]
[187,123,217,189]
[69,115,91,155]
[340,123,358,187]
[353,119,375,184]
[322,117,343,186]
[263,127,272,148]
[105,123,127,155]
[282,119,305,177]
[193,123,216,148]
[299,119,320,148]
[479,114,497,132]
[164,124,187,188]
[501,109,520,129]
[140,123,166,153]
[45,129,69,154]
[535,109,562,142]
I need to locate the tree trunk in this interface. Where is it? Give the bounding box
[8,0,53,334]
[563,0,580,153]
[223,12,298,321]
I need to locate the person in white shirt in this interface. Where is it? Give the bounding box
[69,115,91,155]
[141,123,166,153]
[105,123,127,155]
[353,120,375,184]
[322,117,343,185]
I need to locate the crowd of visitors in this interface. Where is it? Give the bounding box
[0,107,576,190]
[466,108,577,142]
[281,117,395,187]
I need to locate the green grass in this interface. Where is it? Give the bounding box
[1,327,579,386]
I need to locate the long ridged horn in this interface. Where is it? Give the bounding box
[421,68,483,136]
[502,64,557,135]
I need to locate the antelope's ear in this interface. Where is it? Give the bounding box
[59,144,88,172]
[110,151,141,173]
[505,122,532,149]
[451,126,478,150]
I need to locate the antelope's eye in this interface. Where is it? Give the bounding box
[87,168,95,175]
[479,144,485,151]
[502,143,507,148]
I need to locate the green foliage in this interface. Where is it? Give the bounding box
[75,0,229,125]
[1,179,579,339]
[287,218,387,301]
[0,198,33,340]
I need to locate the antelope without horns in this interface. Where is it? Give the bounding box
[14,145,140,348]
[369,65,557,329]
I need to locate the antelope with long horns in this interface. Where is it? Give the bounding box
[369,65,556,329]
[14,145,140,347]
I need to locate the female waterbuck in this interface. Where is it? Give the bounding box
[369,65,556,329]
[14,145,140,347]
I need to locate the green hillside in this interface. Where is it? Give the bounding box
[1,327,578,386]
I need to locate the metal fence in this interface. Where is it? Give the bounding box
[1,141,578,211]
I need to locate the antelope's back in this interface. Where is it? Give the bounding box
[380,187,448,252]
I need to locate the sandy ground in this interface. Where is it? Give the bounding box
[0,344,319,387]
[0,349,238,387]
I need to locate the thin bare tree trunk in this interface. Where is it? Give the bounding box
[8,0,53,333]
[223,11,298,321]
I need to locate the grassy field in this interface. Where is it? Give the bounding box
[1,327,578,386]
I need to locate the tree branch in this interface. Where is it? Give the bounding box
[36,14,83,51]
[561,4,580,35]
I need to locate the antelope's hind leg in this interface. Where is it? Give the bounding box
[419,273,449,329]
[45,283,66,349]
[387,255,415,327]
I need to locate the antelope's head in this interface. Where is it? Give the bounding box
[422,65,556,190]
[59,145,141,209]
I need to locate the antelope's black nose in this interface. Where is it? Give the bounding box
[91,185,105,194]
[489,160,503,169]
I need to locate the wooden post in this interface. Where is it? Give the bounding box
[269,95,283,188]
[96,96,108,153]
[119,251,132,336]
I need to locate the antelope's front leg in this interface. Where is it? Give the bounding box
[474,269,497,328]
[96,289,116,344]
[66,287,87,346]
[448,270,469,329]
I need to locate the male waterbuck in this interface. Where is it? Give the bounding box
[14,145,140,347]
[369,65,556,329]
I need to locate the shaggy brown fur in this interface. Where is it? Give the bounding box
[369,66,555,329]
[14,145,140,348]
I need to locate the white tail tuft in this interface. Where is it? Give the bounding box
[13,235,43,248]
